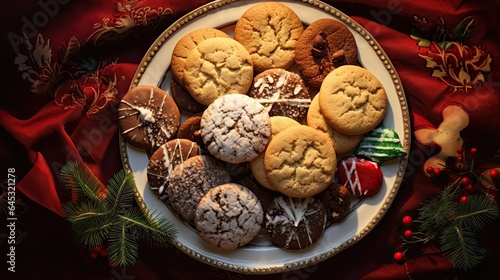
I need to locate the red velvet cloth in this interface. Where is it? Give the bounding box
[1,0,499,279]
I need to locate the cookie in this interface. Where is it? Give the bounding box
[171,28,230,87]
[414,105,469,176]
[147,139,201,198]
[170,78,206,113]
[355,125,407,164]
[237,175,277,212]
[316,182,351,225]
[176,113,204,147]
[183,37,254,106]
[318,65,387,135]
[167,155,231,223]
[295,18,358,90]
[264,125,336,198]
[200,94,271,164]
[247,68,311,122]
[249,116,300,191]
[337,156,383,197]
[307,94,362,154]
[233,2,304,72]
[195,183,263,250]
[265,195,327,250]
[118,85,180,150]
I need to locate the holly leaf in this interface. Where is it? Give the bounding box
[410,34,431,47]
[452,16,475,42]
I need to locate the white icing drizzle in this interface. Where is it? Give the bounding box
[267,196,318,249]
[342,157,364,195]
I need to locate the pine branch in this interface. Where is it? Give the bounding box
[107,222,139,268]
[118,208,177,247]
[60,161,105,202]
[439,225,487,271]
[417,185,458,234]
[455,194,499,231]
[105,170,136,211]
[63,199,110,223]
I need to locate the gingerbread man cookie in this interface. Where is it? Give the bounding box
[415,105,469,176]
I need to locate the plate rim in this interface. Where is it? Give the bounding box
[119,0,411,274]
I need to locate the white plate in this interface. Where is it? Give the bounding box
[120,0,410,274]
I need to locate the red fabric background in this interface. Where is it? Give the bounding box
[1,0,499,279]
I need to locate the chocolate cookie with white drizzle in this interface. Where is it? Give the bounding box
[147,139,201,199]
[247,68,311,123]
[265,195,327,250]
[118,85,180,150]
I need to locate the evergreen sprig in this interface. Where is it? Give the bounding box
[408,150,500,271]
[61,161,177,267]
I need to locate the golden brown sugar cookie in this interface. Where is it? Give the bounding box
[233,2,304,72]
[183,37,254,106]
[318,65,387,135]
[249,116,301,191]
[171,28,230,87]
[307,94,362,154]
[264,125,336,198]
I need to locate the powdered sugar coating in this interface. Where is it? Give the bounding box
[195,183,263,250]
[200,94,271,163]
[167,155,231,223]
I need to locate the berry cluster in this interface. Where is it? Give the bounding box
[393,147,499,265]
[88,244,118,268]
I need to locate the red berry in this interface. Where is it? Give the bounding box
[426,166,434,174]
[108,260,118,268]
[89,251,98,259]
[456,155,463,162]
[99,249,108,257]
[402,215,413,226]
[394,251,404,262]
[465,184,473,193]
[457,147,463,154]
[470,147,477,154]
[404,229,413,239]
[490,169,499,179]
[461,177,471,186]
[433,168,441,176]
[460,195,468,204]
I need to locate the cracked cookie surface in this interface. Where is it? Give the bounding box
[167,155,231,223]
[233,2,304,72]
[264,125,336,198]
[201,94,271,164]
[195,183,263,250]
[183,37,254,106]
[318,65,387,135]
[171,28,230,88]
[307,94,362,154]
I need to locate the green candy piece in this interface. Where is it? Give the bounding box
[355,125,407,164]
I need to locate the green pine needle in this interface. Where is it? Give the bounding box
[107,222,139,268]
[119,208,177,248]
[60,161,105,202]
[60,161,177,268]
[455,194,499,231]
[417,186,458,235]
[439,225,487,271]
[105,170,136,210]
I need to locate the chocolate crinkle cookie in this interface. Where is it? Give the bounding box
[167,155,231,223]
[195,183,264,250]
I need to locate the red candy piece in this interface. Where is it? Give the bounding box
[337,156,383,197]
